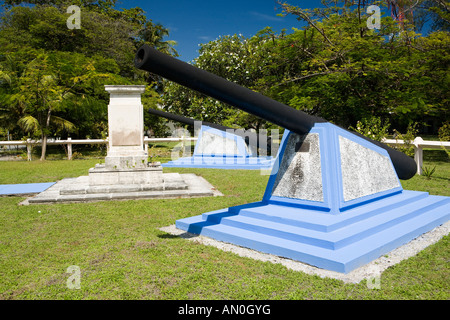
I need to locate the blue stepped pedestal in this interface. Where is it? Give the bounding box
[162,125,275,170]
[176,123,450,273]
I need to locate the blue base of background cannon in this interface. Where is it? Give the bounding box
[163,125,275,170]
[162,155,275,170]
[175,123,450,274]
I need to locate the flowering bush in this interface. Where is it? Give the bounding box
[438,122,450,142]
[350,117,390,142]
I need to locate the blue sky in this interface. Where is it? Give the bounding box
[117,0,318,62]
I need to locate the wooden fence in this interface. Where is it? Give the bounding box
[1,136,449,175]
[0,136,197,162]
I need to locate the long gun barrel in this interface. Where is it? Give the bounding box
[147,107,232,132]
[135,45,416,180]
[147,108,272,153]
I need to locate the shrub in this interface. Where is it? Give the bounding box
[438,122,450,142]
[393,122,419,157]
[350,117,390,142]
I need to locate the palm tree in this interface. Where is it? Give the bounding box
[2,52,76,160]
[139,22,178,57]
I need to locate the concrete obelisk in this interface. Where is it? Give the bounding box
[88,85,163,185]
[104,85,147,169]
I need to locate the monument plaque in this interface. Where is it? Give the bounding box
[104,85,147,169]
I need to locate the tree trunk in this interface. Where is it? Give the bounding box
[40,108,52,161]
[40,133,47,161]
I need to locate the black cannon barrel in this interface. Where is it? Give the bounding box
[147,107,232,132]
[135,45,416,180]
[147,108,272,153]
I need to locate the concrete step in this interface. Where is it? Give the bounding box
[204,195,448,250]
[233,191,430,232]
[176,191,450,273]
[29,187,214,204]
[176,201,449,273]
[60,172,189,195]
[162,155,275,170]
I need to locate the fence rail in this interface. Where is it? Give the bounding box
[382,137,450,175]
[1,136,448,176]
[0,136,197,162]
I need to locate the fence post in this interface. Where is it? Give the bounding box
[414,137,424,175]
[67,137,72,160]
[144,136,149,154]
[26,139,32,161]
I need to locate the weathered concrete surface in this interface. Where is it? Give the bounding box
[271,133,323,202]
[104,85,148,170]
[88,163,164,185]
[339,136,400,202]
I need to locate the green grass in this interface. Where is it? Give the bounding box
[0,159,101,184]
[0,152,448,300]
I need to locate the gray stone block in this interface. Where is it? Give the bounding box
[271,133,323,202]
[339,136,400,201]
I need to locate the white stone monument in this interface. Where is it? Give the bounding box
[105,85,147,169]
[26,85,221,203]
[88,85,163,186]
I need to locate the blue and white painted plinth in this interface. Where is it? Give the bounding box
[176,123,450,273]
[162,125,275,170]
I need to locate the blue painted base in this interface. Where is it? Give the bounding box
[162,155,275,170]
[175,123,449,273]
[176,190,450,273]
[0,182,55,195]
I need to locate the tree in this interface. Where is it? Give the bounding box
[0,1,175,156]
[0,0,178,87]
[162,0,448,136]
[162,32,284,131]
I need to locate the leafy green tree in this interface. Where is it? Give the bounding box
[162,0,448,137]
[0,0,175,156]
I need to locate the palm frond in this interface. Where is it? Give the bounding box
[0,71,12,86]
[18,115,40,133]
[50,115,77,133]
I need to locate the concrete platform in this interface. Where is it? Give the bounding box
[23,173,222,204]
[163,125,276,170]
[176,191,450,273]
[175,124,450,274]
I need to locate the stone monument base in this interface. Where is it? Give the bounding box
[26,171,221,204]
[88,162,164,185]
[25,162,221,204]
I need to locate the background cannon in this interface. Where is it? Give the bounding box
[147,108,275,170]
[135,44,416,180]
[147,107,272,153]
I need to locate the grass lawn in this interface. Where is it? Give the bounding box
[0,149,448,300]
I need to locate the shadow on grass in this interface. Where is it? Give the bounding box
[157,231,199,240]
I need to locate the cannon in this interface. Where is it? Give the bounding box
[147,107,275,170]
[147,107,272,153]
[135,45,449,274]
[135,44,416,180]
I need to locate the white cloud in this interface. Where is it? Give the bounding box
[198,35,213,41]
[249,11,283,22]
